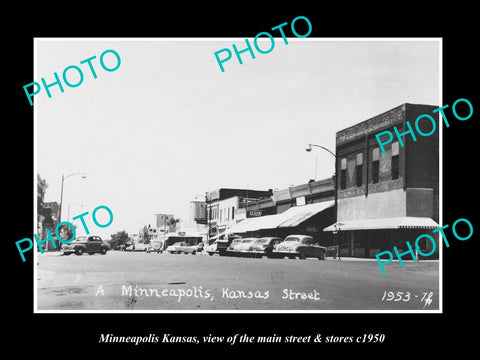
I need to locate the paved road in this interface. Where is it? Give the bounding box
[36,251,439,311]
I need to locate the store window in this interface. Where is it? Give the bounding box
[356,153,363,187]
[340,158,347,190]
[372,148,380,183]
[391,141,400,180]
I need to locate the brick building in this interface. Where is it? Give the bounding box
[324,103,440,258]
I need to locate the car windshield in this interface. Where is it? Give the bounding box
[232,239,243,244]
[284,237,300,242]
[242,239,255,243]
[75,237,86,242]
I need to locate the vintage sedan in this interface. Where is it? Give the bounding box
[62,235,110,256]
[247,237,283,258]
[125,243,148,252]
[233,238,258,257]
[177,242,204,255]
[205,240,218,256]
[225,238,244,256]
[271,235,326,260]
[166,242,186,254]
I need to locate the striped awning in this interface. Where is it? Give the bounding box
[323,217,439,232]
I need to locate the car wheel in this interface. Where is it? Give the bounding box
[299,254,306,260]
[289,255,296,259]
[192,251,196,255]
[208,252,214,256]
[88,253,94,255]
[75,248,84,256]
[100,248,107,255]
[63,253,71,256]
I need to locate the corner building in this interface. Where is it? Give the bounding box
[324,103,440,258]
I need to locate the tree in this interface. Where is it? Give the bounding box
[143,226,150,244]
[57,223,75,241]
[168,217,181,226]
[109,230,130,250]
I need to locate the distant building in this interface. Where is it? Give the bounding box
[190,200,206,223]
[44,201,60,224]
[154,214,176,233]
[206,188,273,241]
[324,103,440,258]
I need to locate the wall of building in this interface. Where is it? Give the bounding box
[404,104,439,222]
[406,188,434,218]
[337,188,407,221]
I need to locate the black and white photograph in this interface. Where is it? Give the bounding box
[7,6,478,356]
[33,38,441,312]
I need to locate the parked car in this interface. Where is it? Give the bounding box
[166,242,186,254]
[125,243,148,252]
[217,235,242,256]
[247,237,283,258]
[205,240,218,256]
[146,240,162,253]
[271,235,326,259]
[234,238,258,257]
[62,235,110,256]
[225,238,244,256]
[177,242,204,255]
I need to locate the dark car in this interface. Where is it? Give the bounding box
[247,237,283,258]
[62,235,110,256]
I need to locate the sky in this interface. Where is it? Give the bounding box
[35,38,440,238]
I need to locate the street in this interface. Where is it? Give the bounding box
[36,250,439,311]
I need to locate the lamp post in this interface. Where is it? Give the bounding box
[59,172,86,224]
[305,143,338,255]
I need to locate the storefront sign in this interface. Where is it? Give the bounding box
[296,196,306,206]
[247,210,263,217]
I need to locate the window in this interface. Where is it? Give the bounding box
[391,142,399,180]
[356,153,363,187]
[231,206,235,220]
[340,158,347,190]
[372,148,380,183]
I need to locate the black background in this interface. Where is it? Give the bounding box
[5,3,477,356]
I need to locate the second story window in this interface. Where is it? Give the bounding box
[356,153,363,187]
[391,142,400,180]
[340,158,347,190]
[372,148,380,183]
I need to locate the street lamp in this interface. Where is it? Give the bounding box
[59,172,86,224]
[305,143,338,256]
[305,143,336,159]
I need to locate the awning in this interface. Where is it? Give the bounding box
[278,201,334,228]
[227,200,334,233]
[323,217,440,232]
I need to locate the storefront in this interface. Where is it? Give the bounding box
[227,201,335,245]
[323,216,440,258]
